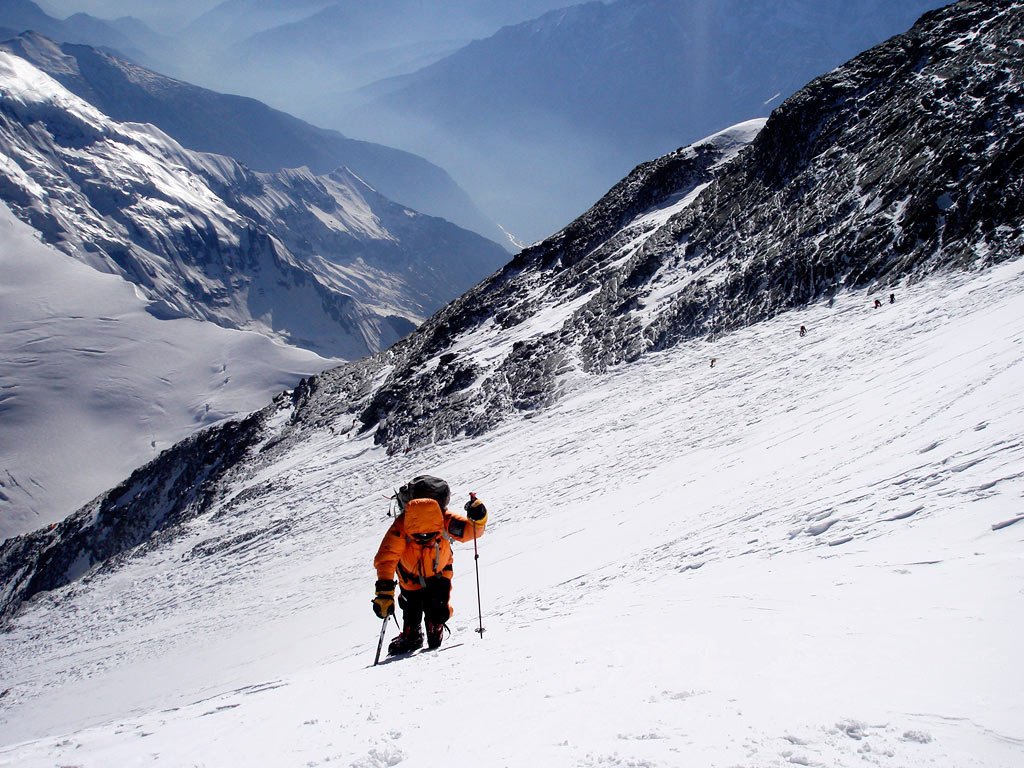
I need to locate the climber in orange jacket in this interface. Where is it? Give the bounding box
[372,475,487,655]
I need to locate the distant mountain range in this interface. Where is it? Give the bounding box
[182,0,339,45]
[35,0,221,31]
[335,0,950,242]
[0,26,506,243]
[5,0,954,243]
[9,0,952,244]
[0,0,158,63]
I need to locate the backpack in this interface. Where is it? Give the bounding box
[395,475,451,544]
[396,475,450,512]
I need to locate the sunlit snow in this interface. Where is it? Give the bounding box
[0,255,1020,766]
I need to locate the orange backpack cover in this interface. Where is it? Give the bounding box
[403,498,445,538]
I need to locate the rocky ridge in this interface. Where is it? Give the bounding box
[343,0,1024,449]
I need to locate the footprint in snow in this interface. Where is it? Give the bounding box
[835,720,869,740]
[887,505,924,521]
[901,730,933,744]
[350,745,404,768]
[780,750,815,766]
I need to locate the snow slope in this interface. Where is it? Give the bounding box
[0,256,1020,766]
[0,201,333,539]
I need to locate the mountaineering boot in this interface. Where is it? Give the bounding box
[387,626,423,655]
[425,621,447,649]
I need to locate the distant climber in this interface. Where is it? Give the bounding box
[372,475,487,655]
[889,293,896,304]
[874,298,882,308]
[799,325,807,337]
[710,358,717,368]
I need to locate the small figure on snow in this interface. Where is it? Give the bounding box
[372,475,487,655]
[873,298,882,309]
[889,293,896,304]
[710,358,716,368]
[799,325,807,337]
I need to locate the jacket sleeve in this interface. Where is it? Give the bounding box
[444,509,486,543]
[374,518,407,581]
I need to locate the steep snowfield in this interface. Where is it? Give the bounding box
[0,254,1021,765]
[0,202,334,539]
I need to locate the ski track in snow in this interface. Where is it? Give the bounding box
[1,261,1023,766]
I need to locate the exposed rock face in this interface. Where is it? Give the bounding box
[0,49,509,359]
[2,0,1022,621]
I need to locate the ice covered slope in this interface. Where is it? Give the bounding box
[0,49,508,359]
[0,201,332,539]
[0,254,1021,767]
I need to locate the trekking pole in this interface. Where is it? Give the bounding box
[469,492,485,638]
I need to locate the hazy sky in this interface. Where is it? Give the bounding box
[36,0,222,31]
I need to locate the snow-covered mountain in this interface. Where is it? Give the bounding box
[0,49,509,359]
[0,47,506,535]
[0,2,1021,764]
[0,31,507,244]
[340,0,950,242]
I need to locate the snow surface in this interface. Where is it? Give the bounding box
[0,258,1022,766]
[0,202,335,539]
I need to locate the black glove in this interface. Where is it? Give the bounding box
[372,579,395,619]
[464,496,487,521]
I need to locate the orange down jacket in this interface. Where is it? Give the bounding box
[374,498,487,591]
